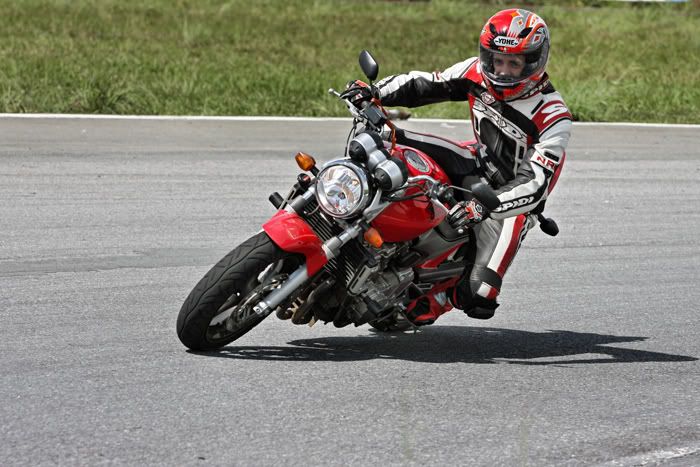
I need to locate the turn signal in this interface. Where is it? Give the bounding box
[295,152,317,172]
[364,227,384,248]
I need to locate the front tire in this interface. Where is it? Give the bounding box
[176,232,299,351]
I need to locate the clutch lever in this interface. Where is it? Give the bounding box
[329,87,365,120]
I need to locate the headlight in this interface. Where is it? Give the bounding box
[315,161,370,218]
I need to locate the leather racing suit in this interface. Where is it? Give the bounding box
[375,57,573,319]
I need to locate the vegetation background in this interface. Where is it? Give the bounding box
[1,0,698,123]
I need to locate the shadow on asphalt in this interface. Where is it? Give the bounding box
[190,326,698,365]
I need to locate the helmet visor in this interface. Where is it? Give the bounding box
[479,45,547,87]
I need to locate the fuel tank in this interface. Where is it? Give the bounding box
[370,145,452,243]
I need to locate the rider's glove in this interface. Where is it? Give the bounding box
[447,198,488,230]
[339,80,377,108]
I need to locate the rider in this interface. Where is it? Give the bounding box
[342,9,572,324]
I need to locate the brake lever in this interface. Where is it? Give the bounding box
[329,88,367,121]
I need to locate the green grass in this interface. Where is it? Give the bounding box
[0,0,698,123]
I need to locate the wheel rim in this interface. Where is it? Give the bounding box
[205,261,288,343]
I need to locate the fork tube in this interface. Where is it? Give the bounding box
[253,220,364,316]
[252,265,309,316]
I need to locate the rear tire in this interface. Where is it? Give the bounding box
[176,232,298,350]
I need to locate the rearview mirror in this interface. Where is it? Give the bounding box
[359,50,379,82]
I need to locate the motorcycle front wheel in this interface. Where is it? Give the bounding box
[177,231,300,351]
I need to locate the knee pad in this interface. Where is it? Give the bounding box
[453,281,500,309]
[453,265,501,319]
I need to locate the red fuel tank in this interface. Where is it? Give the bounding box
[370,145,452,243]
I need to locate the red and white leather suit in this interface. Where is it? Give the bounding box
[376,57,572,317]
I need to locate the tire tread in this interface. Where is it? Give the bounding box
[176,232,285,350]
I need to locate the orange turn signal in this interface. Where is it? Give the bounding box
[295,152,317,172]
[364,227,384,248]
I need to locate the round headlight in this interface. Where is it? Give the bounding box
[315,162,370,218]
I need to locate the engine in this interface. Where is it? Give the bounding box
[361,267,415,311]
[345,243,415,320]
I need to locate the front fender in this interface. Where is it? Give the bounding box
[262,210,328,276]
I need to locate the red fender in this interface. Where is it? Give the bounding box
[262,210,328,276]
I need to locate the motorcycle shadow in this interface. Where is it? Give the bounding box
[198,326,698,365]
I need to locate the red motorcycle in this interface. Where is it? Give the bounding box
[177,51,502,351]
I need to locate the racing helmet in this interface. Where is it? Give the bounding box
[479,9,550,101]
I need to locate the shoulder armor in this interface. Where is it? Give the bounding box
[531,95,572,134]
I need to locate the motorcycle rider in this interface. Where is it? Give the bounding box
[342,9,572,324]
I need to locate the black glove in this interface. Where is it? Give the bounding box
[339,80,376,108]
[447,198,488,230]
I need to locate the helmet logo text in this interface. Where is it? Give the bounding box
[493,37,520,48]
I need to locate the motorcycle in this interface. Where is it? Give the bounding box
[176,51,505,351]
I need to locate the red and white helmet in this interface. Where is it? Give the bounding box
[479,9,550,101]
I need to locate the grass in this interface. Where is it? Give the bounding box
[0,0,698,123]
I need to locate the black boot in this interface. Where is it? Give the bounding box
[464,304,498,320]
[449,286,499,320]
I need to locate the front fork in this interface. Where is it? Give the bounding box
[251,265,312,317]
[254,192,366,317]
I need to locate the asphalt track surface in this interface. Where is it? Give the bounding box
[1,116,699,466]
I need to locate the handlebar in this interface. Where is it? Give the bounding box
[399,175,458,212]
[328,87,366,121]
[328,87,393,130]
[401,176,501,212]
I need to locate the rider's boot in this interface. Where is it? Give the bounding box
[405,291,454,326]
[449,286,499,320]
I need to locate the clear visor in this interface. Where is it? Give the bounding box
[480,46,545,87]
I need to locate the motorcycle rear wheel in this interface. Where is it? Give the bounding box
[176,231,299,351]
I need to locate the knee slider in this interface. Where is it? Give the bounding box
[453,266,502,305]
[463,265,502,319]
[464,294,499,320]
[453,280,500,310]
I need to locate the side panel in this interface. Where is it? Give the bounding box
[262,210,328,276]
[420,245,461,269]
[413,228,468,262]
